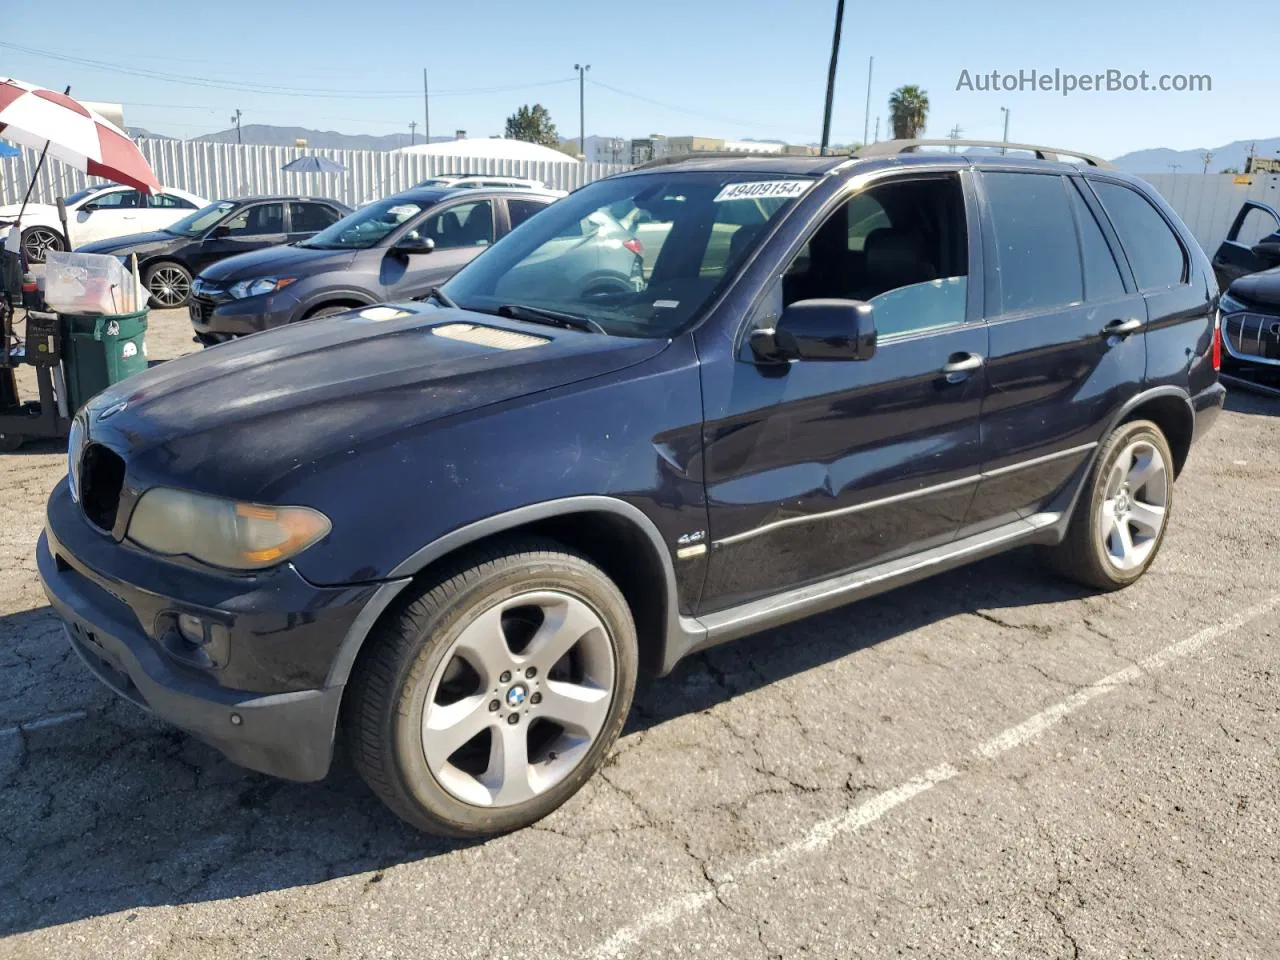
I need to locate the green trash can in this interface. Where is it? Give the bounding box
[61,310,149,413]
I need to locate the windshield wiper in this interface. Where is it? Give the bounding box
[495,303,606,335]
[414,286,457,309]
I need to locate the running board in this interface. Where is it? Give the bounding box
[668,512,1061,669]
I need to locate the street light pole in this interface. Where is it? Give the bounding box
[231,108,242,144]
[1000,106,1009,154]
[820,0,846,154]
[574,64,590,159]
[862,55,873,148]
[409,121,417,146]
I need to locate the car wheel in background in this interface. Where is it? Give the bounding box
[144,262,192,308]
[304,304,359,321]
[20,226,64,264]
[344,538,638,837]
[1043,419,1174,590]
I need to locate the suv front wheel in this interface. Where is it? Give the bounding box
[345,539,638,836]
[1045,419,1174,590]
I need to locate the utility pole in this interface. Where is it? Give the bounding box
[1169,163,1182,173]
[999,106,1009,154]
[862,55,873,148]
[231,108,242,144]
[819,0,846,155]
[1200,150,1213,174]
[574,64,590,159]
[423,68,430,144]
[947,124,963,152]
[409,121,417,146]
[873,116,880,143]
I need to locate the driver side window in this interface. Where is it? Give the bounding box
[417,201,495,249]
[776,175,968,339]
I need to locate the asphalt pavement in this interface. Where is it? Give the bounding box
[1,308,1277,959]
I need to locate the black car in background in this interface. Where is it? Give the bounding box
[1211,199,1280,289]
[77,196,351,308]
[188,186,563,344]
[1218,268,1280,378]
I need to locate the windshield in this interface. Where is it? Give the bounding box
[165,200,237,237]
[64,186,108,206]
[299,196,430,250]
[442,172,811,338]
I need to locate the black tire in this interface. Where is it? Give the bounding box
[1042,419,1175,590]
[20,226,64,264]
[344,538,638,837]
[305,304,358,320]
[143,261,193,308]
[0,433,24,453]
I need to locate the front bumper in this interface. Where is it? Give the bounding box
[189,288,301,337]
[37,480,379,781]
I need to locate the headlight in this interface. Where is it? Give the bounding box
[67,415,87,503]
[127,487,331,570]
[228,277,296,299]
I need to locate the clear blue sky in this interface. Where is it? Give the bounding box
[3,0,1266,158]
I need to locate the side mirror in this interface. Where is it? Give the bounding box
[1250,240,1280,262]
[393,235,435,256]
[749,299,877,363]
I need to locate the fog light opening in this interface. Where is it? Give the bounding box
[176,613,207,646]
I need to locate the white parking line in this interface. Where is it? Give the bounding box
[0,710,89,738]
[589,595,1280,960]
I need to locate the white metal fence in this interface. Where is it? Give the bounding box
[0,140,631,209]
[1141,172,1280,256]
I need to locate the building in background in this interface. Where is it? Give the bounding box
[561,136,630,164]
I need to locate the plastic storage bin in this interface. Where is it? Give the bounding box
[43,251,146,315]
[61,310,149,412]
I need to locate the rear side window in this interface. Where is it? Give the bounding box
[508,198,551,229]
[289,202,341,233]
[1067,182,1127,301]
[1089,180,1187,290]
[983,172,1082,314]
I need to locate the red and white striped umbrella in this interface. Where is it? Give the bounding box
[0,77,160,194]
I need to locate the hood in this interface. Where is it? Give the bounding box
[0,202,56,221]
[85,304,669,498]
[1227,267,1280,309]
[77,231,179,255]
[198,243,355,282]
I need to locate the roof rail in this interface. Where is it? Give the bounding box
[633,150,819,170]
[856,139,1114,169]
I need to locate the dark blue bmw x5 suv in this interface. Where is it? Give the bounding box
[38,141,1226,836]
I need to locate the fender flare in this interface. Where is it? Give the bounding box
[323,496,690,688]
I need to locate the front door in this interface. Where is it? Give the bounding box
[1211,200,1280,289]
[964,170,1148,532]
[73,188,143,245]
[380,198,496,301]
[194,201,288,272]
[698,172,988,612]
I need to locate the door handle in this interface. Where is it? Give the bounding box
[941,352,984,383]
[1102,317,1143,338]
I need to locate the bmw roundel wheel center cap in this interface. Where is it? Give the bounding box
[505,684,528,708]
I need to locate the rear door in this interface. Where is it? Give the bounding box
[1211,200,1280,288]
[380,198,495,301]
[286,201,343,244]
[698,171,988,611]
[142,192,199,232]
[964,170,1146,533]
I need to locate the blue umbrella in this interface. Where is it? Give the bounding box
[0,142,20,158]
[281,155,345,174]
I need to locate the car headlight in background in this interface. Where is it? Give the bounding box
[228,277,296,299]
[127,487,331,570]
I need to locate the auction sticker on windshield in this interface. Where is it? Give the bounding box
[714,180,812,202]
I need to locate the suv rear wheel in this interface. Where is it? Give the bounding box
[1044,419,1174,590]
[345,539,638,836]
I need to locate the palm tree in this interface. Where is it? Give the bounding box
[889,86,930,140]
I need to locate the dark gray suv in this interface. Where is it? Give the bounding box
[189,186,595,344]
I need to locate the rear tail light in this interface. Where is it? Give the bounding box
[622,238,644,255]
[1212,308,1222,371]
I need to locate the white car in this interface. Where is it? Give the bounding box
[0,183,208,263]
[415,174,568,197]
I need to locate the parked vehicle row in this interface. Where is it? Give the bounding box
[40,146,1224,838]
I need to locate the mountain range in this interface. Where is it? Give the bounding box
[127,124,1280,174]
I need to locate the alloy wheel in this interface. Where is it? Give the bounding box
[1098,439,1169,571]
[22,228,61,263]
[148,266,191,307]
[422,590,616,808]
